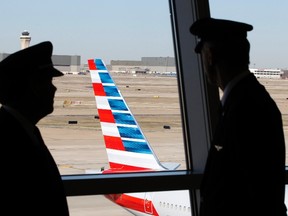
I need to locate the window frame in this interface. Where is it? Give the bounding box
[61,1,216,215]
[61,0,288,215]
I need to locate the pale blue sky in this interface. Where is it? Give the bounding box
[0,0,287,69]
[209,0,288,69]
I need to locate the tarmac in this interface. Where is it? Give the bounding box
[37,73,288,216]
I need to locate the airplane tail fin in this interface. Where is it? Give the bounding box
[88,58,180,173]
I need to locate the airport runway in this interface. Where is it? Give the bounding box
[38,73,288,215]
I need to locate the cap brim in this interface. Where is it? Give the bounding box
[195,41,204,53]
[52,68,64,77]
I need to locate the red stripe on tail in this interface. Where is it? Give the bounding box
[105,194,159,216]
[98,109,115,123]
[92,83,106,96]
[108,162,153,171]
[104,135,125,150]
[88,59,96,70]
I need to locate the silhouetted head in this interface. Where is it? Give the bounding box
[0,41,63,123]
[190,18,253,89]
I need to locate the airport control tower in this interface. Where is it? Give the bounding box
[20,30,31,49]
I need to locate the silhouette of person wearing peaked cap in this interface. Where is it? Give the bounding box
[0,41,70,215]
[190,18,287,216]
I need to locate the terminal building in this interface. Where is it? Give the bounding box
[1,31,286,78]
[0,31,176,75]
[0,52,81,75]
[108,57,176,75]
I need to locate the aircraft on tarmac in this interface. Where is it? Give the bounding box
[87,58,192,216]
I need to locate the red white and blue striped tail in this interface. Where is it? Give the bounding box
[88,58,179,173]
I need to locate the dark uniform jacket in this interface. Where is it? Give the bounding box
[0,107,69,215]
[200,74,287,216]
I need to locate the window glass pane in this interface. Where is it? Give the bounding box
[68,190,192,216]
[0,0,184,174]
[68,195,130,216]
[0,0,188,215]
[209,0,288,164]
